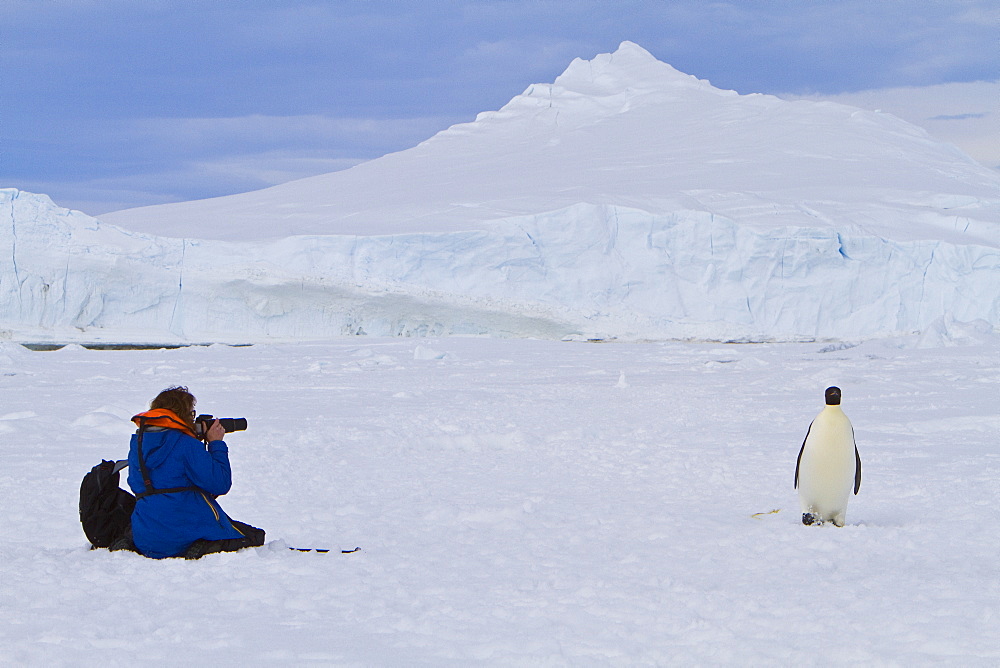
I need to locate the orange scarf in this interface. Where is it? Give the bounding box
[131,408,197,439]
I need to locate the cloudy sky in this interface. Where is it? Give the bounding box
[3,0,998,216]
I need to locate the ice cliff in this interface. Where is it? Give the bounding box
[3,190,998,343]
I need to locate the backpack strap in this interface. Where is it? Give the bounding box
[134,416,201,500]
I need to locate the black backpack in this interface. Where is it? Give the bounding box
[79,459,135,548]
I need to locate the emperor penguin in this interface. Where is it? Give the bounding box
[794,386,861,527]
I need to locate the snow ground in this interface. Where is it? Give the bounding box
[1,335,998,665]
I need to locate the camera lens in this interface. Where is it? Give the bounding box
[218,418,248,433]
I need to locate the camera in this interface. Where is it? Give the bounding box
[195,414,248,438]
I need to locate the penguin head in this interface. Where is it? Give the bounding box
[825,386,842,405]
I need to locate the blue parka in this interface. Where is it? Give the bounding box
[127,424,245,558]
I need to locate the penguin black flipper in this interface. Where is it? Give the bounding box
[794,422,813,489]
[854,444,862,494]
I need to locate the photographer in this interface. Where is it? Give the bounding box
[126,386,264,559]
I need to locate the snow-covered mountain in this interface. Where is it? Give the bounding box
[3,42,999,344]
[102,42,999,245]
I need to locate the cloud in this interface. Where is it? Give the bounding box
[639,0,1000,92]
[954,6,1000,26]
[127,114,460,155]
[930,113,988,121]
[18,113,465,215]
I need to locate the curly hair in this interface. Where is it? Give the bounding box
[150,386,197,432]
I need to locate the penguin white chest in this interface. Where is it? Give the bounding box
[796,407,857,526]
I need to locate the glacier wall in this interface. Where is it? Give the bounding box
[2,189,998,343]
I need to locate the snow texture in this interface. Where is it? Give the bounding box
[1,335,999,664]
[3,41,999,344]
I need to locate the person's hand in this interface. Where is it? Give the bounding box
[206,419,225,442]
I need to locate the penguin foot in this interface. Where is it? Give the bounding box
[802,513,823,526]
